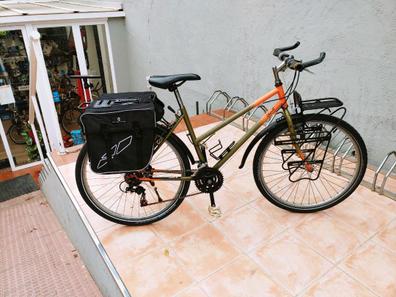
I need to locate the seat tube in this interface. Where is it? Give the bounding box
[173,89,205,161]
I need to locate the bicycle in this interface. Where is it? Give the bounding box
[7,104,28,145]
[59,75,103,134]
[75,42,367,226]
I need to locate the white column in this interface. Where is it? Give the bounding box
[26,24,65,154]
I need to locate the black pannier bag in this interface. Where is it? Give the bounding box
[100,91,165,121]
[80,92,163,174]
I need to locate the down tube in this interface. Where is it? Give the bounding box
[213,120,263,169]
[213,99,284,169]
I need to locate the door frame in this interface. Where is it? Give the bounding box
[0,25,44,171]
[29,19,118,154]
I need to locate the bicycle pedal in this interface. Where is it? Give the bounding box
[208,205,222,218]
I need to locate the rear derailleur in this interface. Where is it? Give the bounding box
[120,169,163,207]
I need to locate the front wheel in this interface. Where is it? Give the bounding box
[253,113,367,212]
[75,127,191,225]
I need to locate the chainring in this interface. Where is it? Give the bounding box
[194,167,224,193]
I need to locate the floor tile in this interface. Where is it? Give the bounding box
[201,255,291,297]
[340,241,396,296]
[188,187,249,222]
[80,204,115,233]
[175,286,208,297]
[253,198,308,228]
[118,247,193,297]
[214,205,285,251]
[302,268,376,297]
[151,202,206,243]
[375,219,396,253]
[171,224,239,281]
[353,185,396,214]
[292,213,366,263]
[325,193,395,237]
[98,224,162,263]
[224,171,262,203]
[250,232,333,295]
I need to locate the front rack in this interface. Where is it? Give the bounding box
[275,125,332,182]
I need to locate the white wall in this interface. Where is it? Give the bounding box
[109,0,396,167]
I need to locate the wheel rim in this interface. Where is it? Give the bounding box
[257,118,362,209]
[80,137,186,222]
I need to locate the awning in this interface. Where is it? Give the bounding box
[0,0,125,25]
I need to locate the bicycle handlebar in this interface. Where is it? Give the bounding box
[273,41,326,71]
[273,41,300,57]
[299,52,326,70]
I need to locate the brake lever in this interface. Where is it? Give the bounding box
[303,68,315,74]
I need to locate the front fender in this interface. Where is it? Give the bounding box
[238,120,281,169]
[239,113,310,169]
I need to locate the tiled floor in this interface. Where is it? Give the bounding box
[55,121,396,297]
[0,191,101,296]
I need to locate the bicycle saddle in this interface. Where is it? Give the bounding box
[148,73,201,90]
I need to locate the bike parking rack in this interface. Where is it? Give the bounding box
[243,105,268,131]
[338,143,354,176]
[372,151,396,196]
[206,90,231,117]
[222,96,249,130]
[331,137,349,173]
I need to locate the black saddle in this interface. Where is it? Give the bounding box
[148,73,201,90]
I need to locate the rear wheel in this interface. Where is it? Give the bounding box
[253,113,367,212]
[75,128,190,225]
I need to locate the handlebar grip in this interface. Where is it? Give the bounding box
[273,41,300,57]
[299,52,326,70]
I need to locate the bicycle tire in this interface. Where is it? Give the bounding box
[8,124,25,145]
[75,127,191,225]
[253,113,367,212]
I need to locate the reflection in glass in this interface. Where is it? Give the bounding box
[0,30,43,166]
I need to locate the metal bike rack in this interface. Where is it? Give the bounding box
[372,151,396,195]
[222,96,249,130]
[243,105,268,131]
[338,143,354,175]
[331,137,348,173]
[206,90,231,116]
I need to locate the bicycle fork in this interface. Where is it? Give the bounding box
[283,108,314,173]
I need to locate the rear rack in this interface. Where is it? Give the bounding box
[293,91,343,113]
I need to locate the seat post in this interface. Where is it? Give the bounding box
[173,88,205,161]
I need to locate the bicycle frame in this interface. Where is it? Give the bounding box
[151,84,291,182]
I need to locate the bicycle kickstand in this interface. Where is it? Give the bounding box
[208,192,222,218]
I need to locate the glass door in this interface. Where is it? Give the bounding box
[35,23,115,148]
[0,28,44,170]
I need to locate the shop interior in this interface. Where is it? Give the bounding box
[0,24,112,171]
